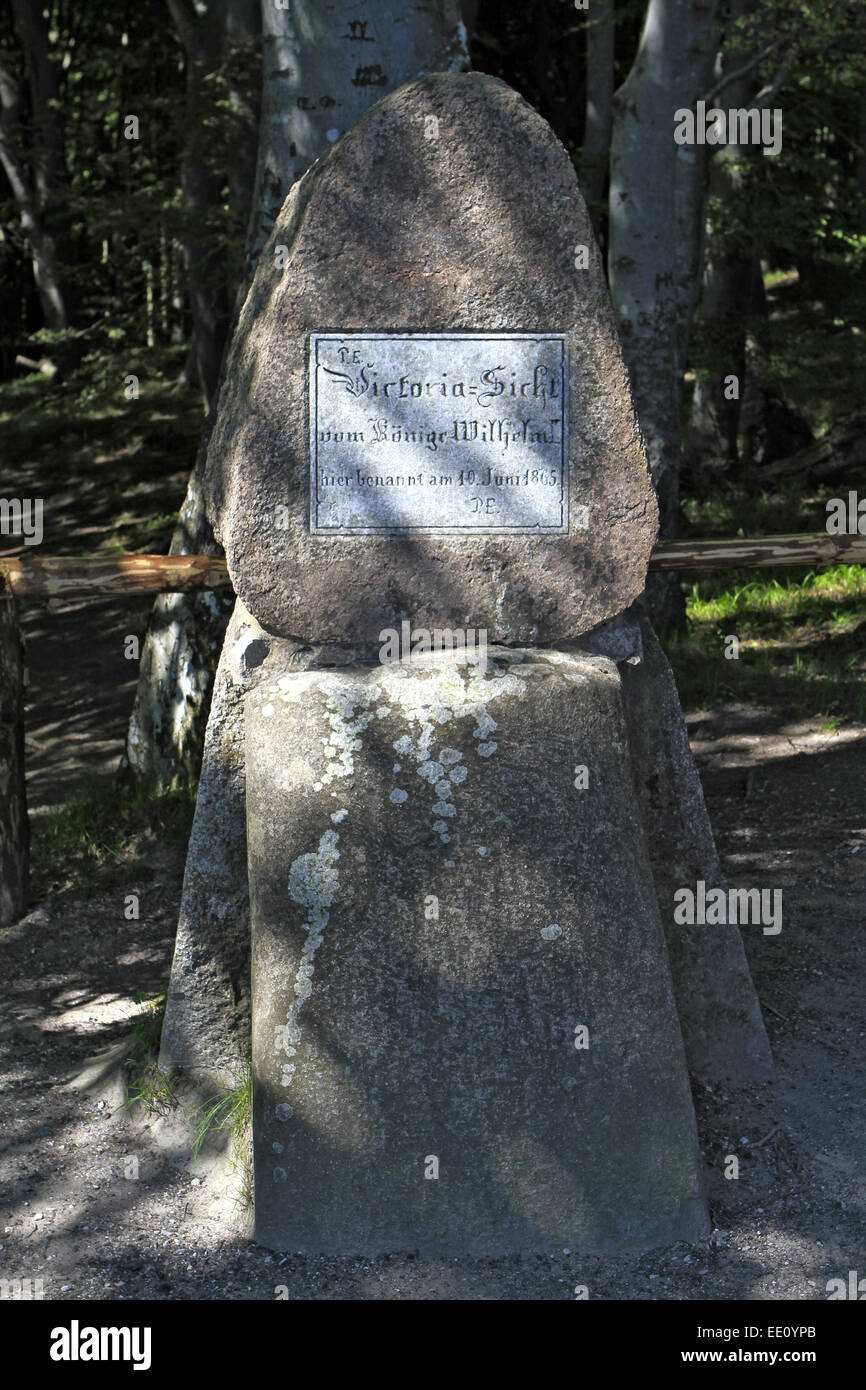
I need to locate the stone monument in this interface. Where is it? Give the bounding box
[160,71,773,1254]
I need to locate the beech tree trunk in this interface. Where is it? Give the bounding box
[167,0,260,410]
[608,0,720,629]
[246,0,469,268]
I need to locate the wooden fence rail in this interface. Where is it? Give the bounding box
[648,532,866,571]
[1,532,864,602]
[0,553,229,601]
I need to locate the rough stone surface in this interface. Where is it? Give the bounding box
[159,602,373,1084]
[205,72,657,646]
[619,610,775,1083]
[247,650,708,1254]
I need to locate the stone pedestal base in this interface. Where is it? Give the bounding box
[246,649,709,1255]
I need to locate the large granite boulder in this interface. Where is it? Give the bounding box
[204,72,657,647]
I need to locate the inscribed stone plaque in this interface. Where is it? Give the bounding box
[310,334,569,534]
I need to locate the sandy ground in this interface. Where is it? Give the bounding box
[1,602,864,1300]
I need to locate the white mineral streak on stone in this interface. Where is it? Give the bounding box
[541,923,563,941]
[330,808,348,823]
[275,829,341,1095]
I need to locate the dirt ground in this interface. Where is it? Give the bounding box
[1,600,864,1301]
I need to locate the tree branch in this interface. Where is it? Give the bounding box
[753,45,799,109]
[703,39,786,105]
[166,0,204,57]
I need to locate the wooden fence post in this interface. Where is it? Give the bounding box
[0,573,29,927]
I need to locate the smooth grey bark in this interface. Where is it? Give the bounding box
[609,0,720,529]
[581,0,614,241]
[246,0,469,268]
[126,0,471,795]
[608,0,720,628]
[0,579,28,928]
[122,463,233,792]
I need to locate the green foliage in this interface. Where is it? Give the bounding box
[758,265,866,437]
[0,1,258,358]
[191,1065,253,1209]
[122,994,179,1116]
[668,546,866,724]
[0,341,202,557]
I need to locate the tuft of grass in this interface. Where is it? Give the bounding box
[122,994,179,1116]
[191,1064,253,1209]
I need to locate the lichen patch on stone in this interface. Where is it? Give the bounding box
[541,923,563,941]
[274,829,341,1098]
